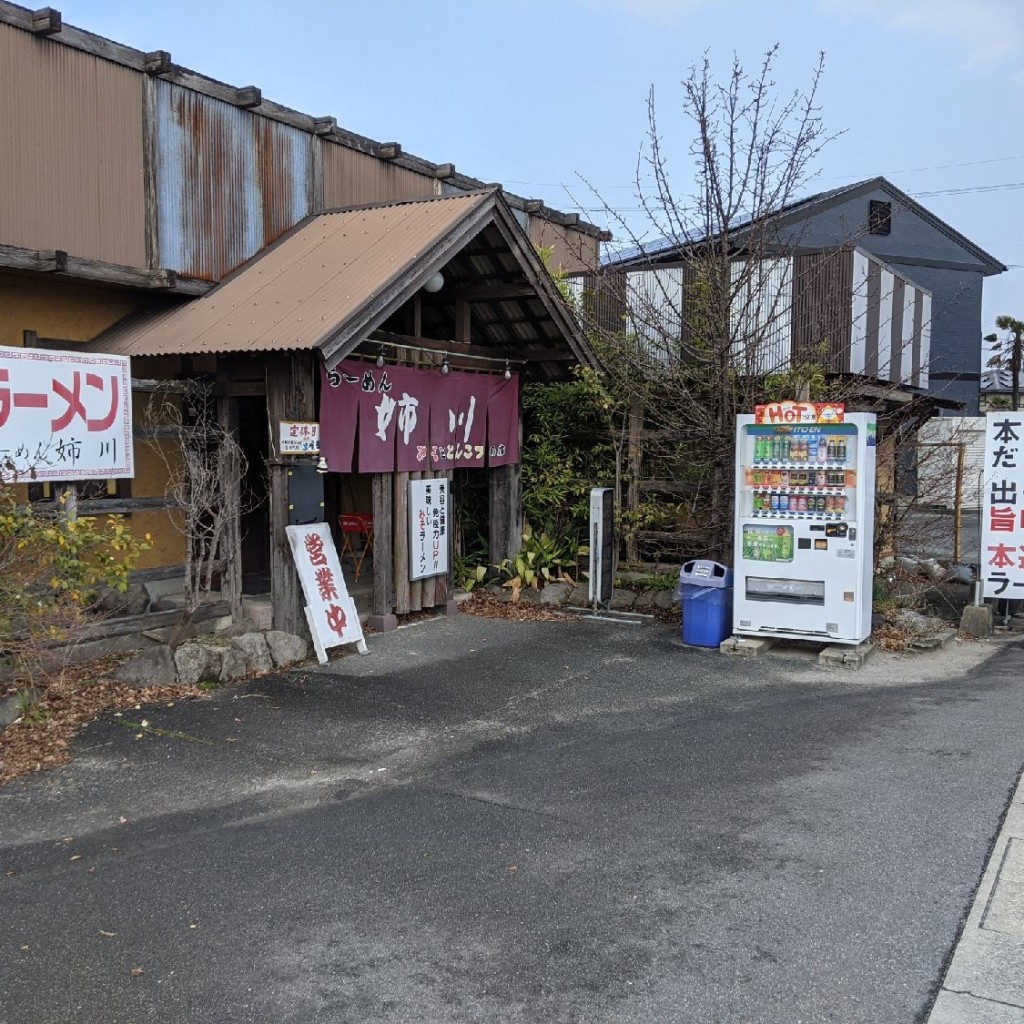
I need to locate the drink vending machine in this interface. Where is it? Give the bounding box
[732,403,876,644]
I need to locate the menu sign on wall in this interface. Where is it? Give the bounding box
[408,478,449,581]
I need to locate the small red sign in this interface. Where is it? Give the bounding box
[754,400,845,425]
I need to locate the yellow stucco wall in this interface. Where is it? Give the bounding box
[0,271,141,347]
[0,273,185,568]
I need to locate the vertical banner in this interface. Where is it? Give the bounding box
[285,523,368,661]
[408,478,449,581]
[981,411,1024,599]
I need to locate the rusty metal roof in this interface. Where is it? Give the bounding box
[92,190,594,370]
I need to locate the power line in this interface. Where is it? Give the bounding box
[502,154,1024,194]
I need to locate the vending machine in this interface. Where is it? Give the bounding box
[732,402,876,645]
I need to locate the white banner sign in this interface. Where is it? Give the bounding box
[408,478,449,581]
[981,411,1024,599]
[286,523,367,661]
[0,345,133,482]
[279,420,320,455]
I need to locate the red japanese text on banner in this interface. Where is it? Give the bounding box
[981,412,1024,599]
[0,345,133,482]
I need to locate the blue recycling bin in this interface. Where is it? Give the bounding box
[679,560,734,648]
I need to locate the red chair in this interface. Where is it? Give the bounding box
[338,513,374,579]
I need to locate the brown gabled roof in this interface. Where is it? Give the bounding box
[91,190,596,370]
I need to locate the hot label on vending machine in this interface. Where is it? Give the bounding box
[732,405,876,644]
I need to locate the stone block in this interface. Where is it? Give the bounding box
[265,631,308,669]
[241,595,273,630]
[960,603,994,638]
[174,642,219,686]
[230,633,273,675]
[218,646,251,682]
[113,646,177,685]
[720,636,775,657]
[540,582,571,605]
[608,589,636,611]
[819,641,874,668]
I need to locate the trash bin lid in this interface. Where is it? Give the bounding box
[680,559,733,587]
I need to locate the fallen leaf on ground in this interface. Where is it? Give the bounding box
[130,966,144,977]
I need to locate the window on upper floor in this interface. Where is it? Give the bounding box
[869,200,892,236]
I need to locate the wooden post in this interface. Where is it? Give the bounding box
[394,471,410,614]
[266,353,315,634]
[489,463,522,567]
[370,473,397,631]
[216,390,244,624]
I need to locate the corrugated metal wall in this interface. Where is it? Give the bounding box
[321,143,437,209]
[154,80,312,280]
[0,19,604,285]
[0,22,146,267]
[729,258,793,374]
[625,268,685,363]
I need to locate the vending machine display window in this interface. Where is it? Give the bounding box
[742,524,793,563]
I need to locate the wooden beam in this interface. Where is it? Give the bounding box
[233,85,262,109]
[313,116,337,136]
[434,163,456,180]
[32,496,182,516]
[375,143,402,160]
[442,283,538,303]
[0,242,212,295]
[30,6,60,35]
[142,50,172,74]
[455,300,471,344]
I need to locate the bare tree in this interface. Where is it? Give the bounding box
[574,48,914,562]
[144,383,250,643]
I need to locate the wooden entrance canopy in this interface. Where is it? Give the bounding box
[90,190,598,631]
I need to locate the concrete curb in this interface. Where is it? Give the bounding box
[929,771,1024,1023]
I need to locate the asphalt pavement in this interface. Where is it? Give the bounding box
[2,615,1024,1023]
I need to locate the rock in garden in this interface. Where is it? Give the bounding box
[896,608,944,636]
[539,582,571,605]
[218,646,250,682]
[265,631,308,669]
[173,642,218,686]
[113,646,177,685]
[230,633,273,674]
